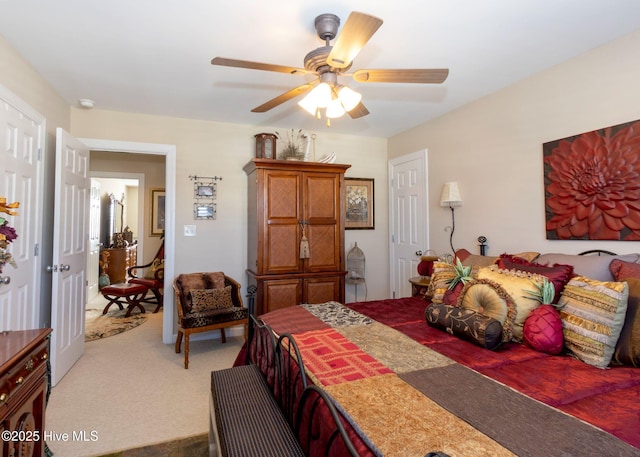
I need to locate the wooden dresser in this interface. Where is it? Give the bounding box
[0,328,52,457]
[244,159,350,315]
[101,245,137,284]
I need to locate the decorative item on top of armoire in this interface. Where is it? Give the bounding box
[244,158,350,315]
[543,118,640,240]
[346,242,367,301]
[276,129,309,161]
[254,132,277,159]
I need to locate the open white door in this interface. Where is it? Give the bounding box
[389,150,429,298]
[0,84,45,330]
[50,128,90,386]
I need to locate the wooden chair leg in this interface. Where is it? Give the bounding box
[175,330,183,353]
[184,334,190,369]
[220,328,226,344]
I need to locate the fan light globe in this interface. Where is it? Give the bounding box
[326,99,346,118]
[337,86,361,112]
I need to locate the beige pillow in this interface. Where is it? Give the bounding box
[477,266,545,341]
[190,286,233,313]
[458,279,517,342]
[559,276,628,368]
[426,261,456,303]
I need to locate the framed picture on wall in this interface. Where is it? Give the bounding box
[150,188,165,236]
[345,178,374,230]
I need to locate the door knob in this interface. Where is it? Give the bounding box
[0,276,10,285]
[46,265,58,272]
[60,264,71,271]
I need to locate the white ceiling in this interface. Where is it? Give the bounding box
[1,0,640,138]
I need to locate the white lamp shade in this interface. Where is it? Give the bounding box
[440,182,462,207]
[337,86,362,112]
[326,98,346,118]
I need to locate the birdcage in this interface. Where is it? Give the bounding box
[346,242,366,301]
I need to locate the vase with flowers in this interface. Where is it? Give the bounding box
[0,197,20,274]
[276,129,309,161]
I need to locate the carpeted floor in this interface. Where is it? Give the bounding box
[92,433,208,457]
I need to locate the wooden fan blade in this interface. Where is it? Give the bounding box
[348,102,369,119]
[353,69,449,84]
[327,12,383,69]
[251,82,316,113]
[211,57,308,75]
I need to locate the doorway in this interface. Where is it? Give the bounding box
[80,138,176,345]
[87,174,143,305]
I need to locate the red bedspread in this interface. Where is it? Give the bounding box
[348,297,640,449]
[260,297,640,456]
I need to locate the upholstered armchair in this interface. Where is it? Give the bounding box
[173,272,249,369]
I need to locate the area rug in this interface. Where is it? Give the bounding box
[85,308,147,342]
[92,433,207,457]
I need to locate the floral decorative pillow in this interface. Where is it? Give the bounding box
[190,286,233,313]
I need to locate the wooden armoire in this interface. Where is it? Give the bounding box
[244,159,350,315]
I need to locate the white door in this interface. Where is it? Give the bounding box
[0,84,44,330]
[389,150,428,298]
[50,128,90,386]
[86,178,101,303]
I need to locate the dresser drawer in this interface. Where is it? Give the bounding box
[0,340,48,408]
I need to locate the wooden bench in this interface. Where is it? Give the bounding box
[209,316,358,457]
[100,282,148,317]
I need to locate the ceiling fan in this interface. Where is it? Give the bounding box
[211,11,449,124]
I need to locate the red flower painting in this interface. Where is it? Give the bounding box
[543,119,640,240]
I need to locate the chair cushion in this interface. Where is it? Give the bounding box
[182,306,248,328]
[190,286,233,313]
[145,258,164,279]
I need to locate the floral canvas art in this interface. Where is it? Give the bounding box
[543,119,640,240]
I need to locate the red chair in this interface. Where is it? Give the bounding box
[127,240,164,313]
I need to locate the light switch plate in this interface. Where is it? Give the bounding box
[184,225,196,237]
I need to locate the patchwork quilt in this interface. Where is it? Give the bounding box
[259,298,640,457]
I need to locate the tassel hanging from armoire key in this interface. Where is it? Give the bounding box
[299,222,310,259]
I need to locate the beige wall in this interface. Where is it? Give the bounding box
[70,109,390,301]
[390,29,640,258]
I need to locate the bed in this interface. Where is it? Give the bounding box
[252,297,640,457]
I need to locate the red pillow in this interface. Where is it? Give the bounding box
[523,304,564,355]
[497,255,574,304]
[610,258,640,281]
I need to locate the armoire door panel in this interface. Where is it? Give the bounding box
[304,276,343,305]
[264,279,302,312]
[264,224,300,273]
[266,172,300,220]
[307,224,339,271]
[304,173,339,221]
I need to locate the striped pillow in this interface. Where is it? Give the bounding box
[558,276,629,368]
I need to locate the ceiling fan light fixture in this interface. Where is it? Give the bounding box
[337,85,361,112]
[326,98,346,118]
